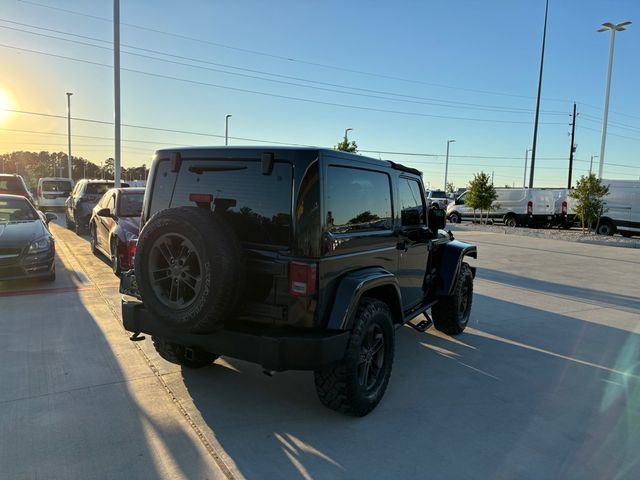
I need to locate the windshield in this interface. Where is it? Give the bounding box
[85,182,129,195]
[42,180,73,193]
[0,197,38,222]
[118,193,144,217]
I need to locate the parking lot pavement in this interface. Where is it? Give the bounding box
[1,222,639,479]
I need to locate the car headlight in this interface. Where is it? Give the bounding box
[28,236,52,254]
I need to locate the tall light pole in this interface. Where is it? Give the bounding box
[114,0,121,187]
[597,21,631,179]
[589,155,599,176]
[523,148,532,188]
[224,114,232,145]
[529,0,549,189]
[66,92,72,180]
[444,139,455,191]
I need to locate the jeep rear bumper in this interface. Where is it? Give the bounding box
[121,298,350,372]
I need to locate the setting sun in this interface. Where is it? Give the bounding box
[0,87,15,123]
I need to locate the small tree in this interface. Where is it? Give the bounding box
[445,182,455,194]
[466,172,497,224]
[335,137,358,153]
[569,174,609,233]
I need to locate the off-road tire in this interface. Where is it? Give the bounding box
[432,262,473,335]
[314,298,394,416]
[135,207,245,333]
[152,336,218,369]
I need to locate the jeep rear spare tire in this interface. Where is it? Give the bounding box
[135,206,245,333]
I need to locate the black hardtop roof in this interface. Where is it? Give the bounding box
[155,146,422,176]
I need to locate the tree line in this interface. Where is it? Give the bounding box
[0,151,147,189]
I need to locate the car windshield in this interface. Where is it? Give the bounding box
[118,193,144,217]
[42,180,72,193]
[0,197,38,223]
[0,177,25,193]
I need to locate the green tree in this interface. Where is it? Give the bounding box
[569,174,610,233]
[335,137,358,153]
[445,182,455,194]
[466,172,497,224]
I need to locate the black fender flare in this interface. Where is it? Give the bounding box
[435,240,477,297]
[326,267,402,330]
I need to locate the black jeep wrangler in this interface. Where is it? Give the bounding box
[121,147,476,416]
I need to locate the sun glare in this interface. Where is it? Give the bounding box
[0,88,14,123]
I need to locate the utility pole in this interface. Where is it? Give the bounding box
[529,0,549,188]
[523,149,532,188]
[114,0,121,187]
[567,102,577,188]
[66,92,73,180]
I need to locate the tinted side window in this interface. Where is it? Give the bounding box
[326,166,392,233]
[399,177,425,226]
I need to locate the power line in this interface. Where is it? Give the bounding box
[14,0,577,104]
[0,20,570,116]
[2,42,575,126]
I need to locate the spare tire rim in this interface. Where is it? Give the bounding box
[148,233,202,309]
[357,324,385,392]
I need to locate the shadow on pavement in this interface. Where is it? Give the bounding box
[181,295,640,479]
[0,224,216,479]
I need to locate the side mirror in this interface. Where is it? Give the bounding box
[97,207,114,218]
[428,207,446,231]
[44,212,58,223]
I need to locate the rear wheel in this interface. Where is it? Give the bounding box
[152,336,218,368]
[135,207,245,333]
[432,263,473,335]
[504,215,517,228]
[111,239,122,276]
[314,298,394,416]
[597,221,615,236]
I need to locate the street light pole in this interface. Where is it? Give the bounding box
[523,149,532,188]
[444,139,455,191]
[224,114,232,145]
[114,0,121,187]
[589,155,599,176]
[66,92,72,180]
[597,21,631,179]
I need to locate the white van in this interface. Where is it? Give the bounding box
[36,177,74,211]
[598,179,640,237]
[447,188,556,227]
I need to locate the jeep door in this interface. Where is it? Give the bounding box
[396,176,430,310]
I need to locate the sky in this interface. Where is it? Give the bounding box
[0,0,638,189]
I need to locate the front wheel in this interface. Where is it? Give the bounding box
[66,209,75,230]
[314,298,394,416]
[432,262,473,335]
[111,240,122,276]
[90,225,98,255]
[152,336,218,368]
[449,212,461,224]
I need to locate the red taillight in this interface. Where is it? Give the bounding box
[127,239,137,267]
[527,201,533,216]
[289,261,317,297]
[562,201,567,215]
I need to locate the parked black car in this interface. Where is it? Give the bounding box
[65,179,129,234]
[0,194,57,282]
[121,147,477,416]
[89,187,144,276]
[0,174,35,205]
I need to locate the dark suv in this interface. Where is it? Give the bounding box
[121,147,477,416]
[0,174,34,204]
[65,179,129,234]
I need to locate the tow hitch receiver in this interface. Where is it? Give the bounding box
[410,314,433,333]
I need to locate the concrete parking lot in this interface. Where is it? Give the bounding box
[1,219,639,479]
